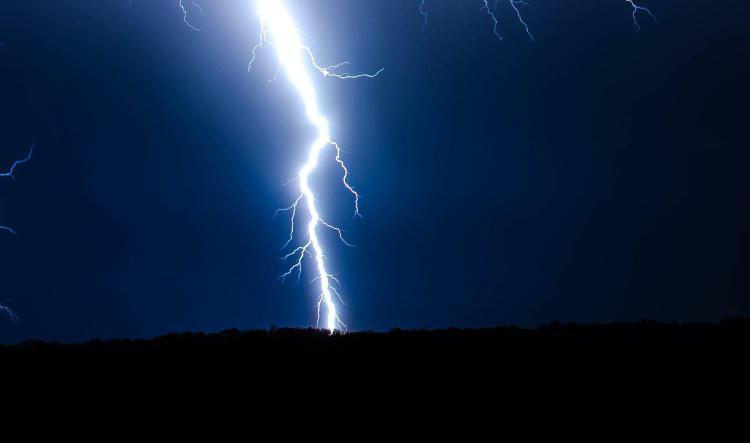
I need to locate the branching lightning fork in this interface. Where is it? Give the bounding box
[251,0,381,332]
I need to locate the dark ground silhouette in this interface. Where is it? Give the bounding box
[2,319,748,409]
[4,319,748,372]
[4,318,748,355]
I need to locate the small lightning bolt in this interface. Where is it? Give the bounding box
[0,143,33,181]
[625,0,656,32]
[421,1,652,38]
[251,0,381,332]
[0,300,19,324]
[480,0,502,40]
[481,0,534,40]
[179,0,203,31]
[420,0,533,39]
[419,0,429,31]
[1,143,34,235]
[1,143,34,323]
[507,1,534,40]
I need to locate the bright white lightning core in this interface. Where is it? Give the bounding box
[252,0,381,332]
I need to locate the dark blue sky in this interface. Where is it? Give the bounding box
[1,0,748,343]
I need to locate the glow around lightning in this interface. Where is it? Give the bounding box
[251,0,381,332]
[0,143,33,322]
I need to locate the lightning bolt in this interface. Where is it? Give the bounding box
[0,301,19,324]
[1,143,34,235]
[251,0,381,332]
[421,0,651,37]
[506,1,534,40]
[179,0,203,31]
[1,143,34,322]
[419,0,429,31]
[480,0,503,40]
[419,0,533,39]
[625,0,656,32]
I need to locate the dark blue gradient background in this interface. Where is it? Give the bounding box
[1,1,748,343]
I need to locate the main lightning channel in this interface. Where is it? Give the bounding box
[253,0,380,332]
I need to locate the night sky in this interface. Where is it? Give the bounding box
[0,0,748,343]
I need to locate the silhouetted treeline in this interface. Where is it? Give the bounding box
[3,318,747,362]
[2,320,743,424]
[2,319,748,399]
